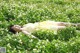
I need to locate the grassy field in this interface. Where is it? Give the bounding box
[0,0,80,53]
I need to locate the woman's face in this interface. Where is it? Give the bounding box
[11,25,22,32]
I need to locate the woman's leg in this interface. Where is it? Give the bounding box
[57,22,80,30]
[57,22,79,26]
[56,22,70,26]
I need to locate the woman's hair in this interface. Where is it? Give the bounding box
[9,25,17,34]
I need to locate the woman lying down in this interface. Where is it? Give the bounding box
[9,20,80,38]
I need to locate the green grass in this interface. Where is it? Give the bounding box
[0,0,80,53]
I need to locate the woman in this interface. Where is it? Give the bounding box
[9,20,80,36]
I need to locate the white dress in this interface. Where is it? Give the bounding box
[21,20,66,34]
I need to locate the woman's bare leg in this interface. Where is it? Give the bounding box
[57,22,80,27]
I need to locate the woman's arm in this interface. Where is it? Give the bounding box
[21,31,37,38]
